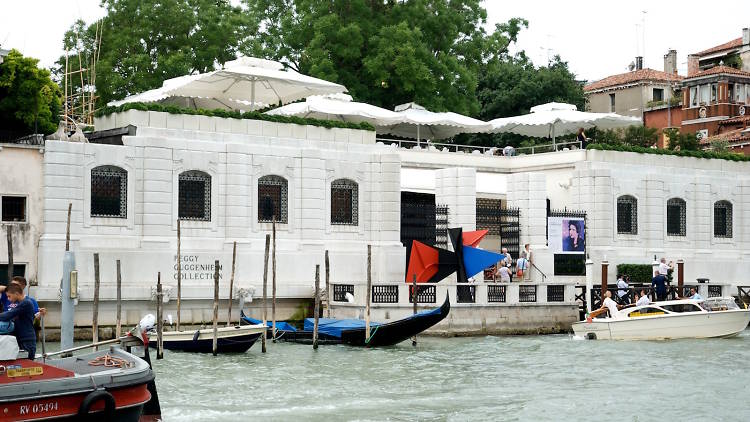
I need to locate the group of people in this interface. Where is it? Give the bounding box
[0,276,46,359]
[494,244,532,282]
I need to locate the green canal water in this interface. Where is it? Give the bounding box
[151,330,750,421]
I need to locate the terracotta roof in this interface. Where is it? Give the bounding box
[584,68,683,92]
[718,115,750,126]
[693,37,743,56]
[689,65,750,78]
[701,126,750,145]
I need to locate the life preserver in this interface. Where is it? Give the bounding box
[78,389,115,418]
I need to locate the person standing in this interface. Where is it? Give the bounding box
[652,271,668,302]
[577,127,587,149]
[516,251,529,281]
[496,264,511,283]
[617,274,629,304]
[0,283,37,359]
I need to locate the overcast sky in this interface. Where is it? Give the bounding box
[2,0,749,82]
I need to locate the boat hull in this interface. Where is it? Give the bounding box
[572,309,750,340]
[148,325,265,353]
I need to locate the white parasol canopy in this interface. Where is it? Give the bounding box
[489,102,641,146]
[264,93,401,126]
[108,57,347,110]
[376,102,491,143]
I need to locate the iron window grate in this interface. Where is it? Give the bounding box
[331,179,358,225]
[1,196,26,222]
[179,171,211,221]
[708,285,722,298]
[519,285,537,302]
[435,204,449,248]
[333,284,354,302]
[258,175,288,224]
[476,198,503,236]
[547,285,565,302]
[666,198,686,236]
[616,195,637,234]
[91,166,127,218]
[713,201,732,238]
[409,285,436,303]
[456,285,476,303]
[488,284,506,302]
[372,285,399,303]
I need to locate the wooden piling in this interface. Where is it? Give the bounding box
[365,245,372,342]
[262,234,270,353]
[313,264,320,349]
[5,225,12,284]
[212,260,219,356]
[601,260,609,293]
[677,259,684,292]
[227,241,237,326]
[272,221,277,342]
[156,272,163,360]
[176,219,181,331]
[325,250,331,318]
[412,274,417,346]
[116,259,122,338]
[65,203,71,252]
[92,253,100,349]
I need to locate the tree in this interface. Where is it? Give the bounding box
[58,0,255,106]
[664,128,700,151]
[0,49,61,134]
[622,126,658,148]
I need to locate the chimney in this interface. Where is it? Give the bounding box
[635,56,643,70]
[743,28,749,46]
[663,49,677,74]
[687,54,699,77]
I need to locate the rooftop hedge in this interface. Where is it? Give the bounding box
[95,102,375,131]
[586,143,750,162]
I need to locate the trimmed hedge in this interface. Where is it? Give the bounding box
[616,264,654,284]
[95,102,375,131]
[587,142,750,162]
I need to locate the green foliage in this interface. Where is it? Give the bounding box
[724,54,743,70]
[646,96,681,108]
[95,102,375,131]
[586,143,750,162]
[58,0,254,106]
[622,126,659,148]
[0,49,62,134]
[663,128,700,151]
[616,264,654,284]
[709,138,730,153]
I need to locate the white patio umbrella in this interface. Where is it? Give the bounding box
[108,57,347,110]
[376,102,491,146]
[489,102,641,148]
[264,93,402,126]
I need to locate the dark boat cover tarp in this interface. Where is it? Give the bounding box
[303,305,444,338]
[241,315,297,332]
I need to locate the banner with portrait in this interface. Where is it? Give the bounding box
[548,217,585,254]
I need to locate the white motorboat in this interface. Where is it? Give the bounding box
[572,297,750,340]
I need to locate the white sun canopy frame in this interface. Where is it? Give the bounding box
[376,102,491,144]
[109,57,347,111]
[264,93,402,126]
[489,102,641,147]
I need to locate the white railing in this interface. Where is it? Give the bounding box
[376,137,583,156]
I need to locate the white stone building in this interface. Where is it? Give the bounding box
[3,109,748,331]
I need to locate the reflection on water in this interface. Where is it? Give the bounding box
[145,330,750,421]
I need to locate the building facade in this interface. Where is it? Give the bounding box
[687,28,750,76]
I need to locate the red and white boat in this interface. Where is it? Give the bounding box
[0,335,159,421]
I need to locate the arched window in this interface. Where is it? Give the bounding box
[179,170,211,221]
[714,200,732,238]
[616,195,637,235]
[91,165,127,218]
[258,175,288,223]
[666,198,686,236]
[331,178,358,226]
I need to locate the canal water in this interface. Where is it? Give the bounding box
[151,330,750,421]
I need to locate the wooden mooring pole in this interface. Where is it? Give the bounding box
[412,274,417,347]
[116,259,122,338]
[212,260,220,356]
[325,250,331,318]
[313,264,320,350]
[272,221,277,342]
[92,253,100,349]
[156,272,164,360]
[227,241,237,326]
[262,234,270,353]
[5,226,12,283]
[365,245,372,342]
[176,219,181,331]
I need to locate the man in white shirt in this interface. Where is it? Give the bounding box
[658,258,670,276]
[616,274,629,304]
[635,289,651,307]
[591,291,621,319]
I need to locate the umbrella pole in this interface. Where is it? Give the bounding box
[552,125,556,150]
[417,125,420,148]
[251,79,256,111]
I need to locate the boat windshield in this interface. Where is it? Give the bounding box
[627,307,667,317]
[700,298,740,311]
[660,303,703,313]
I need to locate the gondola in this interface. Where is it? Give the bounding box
[241,296,450,347]
[147,324,266,353]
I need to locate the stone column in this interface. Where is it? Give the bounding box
[435,167,476,233]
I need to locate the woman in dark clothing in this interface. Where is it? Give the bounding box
[577,128,587,149]
[563,221,585,252]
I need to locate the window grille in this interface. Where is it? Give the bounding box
[408,285,436,304]
[258,175,288,223]
[487,285,506,302]
[91,166,127,218]
[547,285,565,302]
[713,200,732,238]
[519,285,537,302]
[666,198,686,236]
[1,196,26,222]
[331,179,358,225]
[616,195,637,235]
[333,284,354,302]
[371,285,399,303]
[476,198,503,236]
[179,171,211,221]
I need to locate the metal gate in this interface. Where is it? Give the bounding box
[476,198,521,259]
[401,192,449,276]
